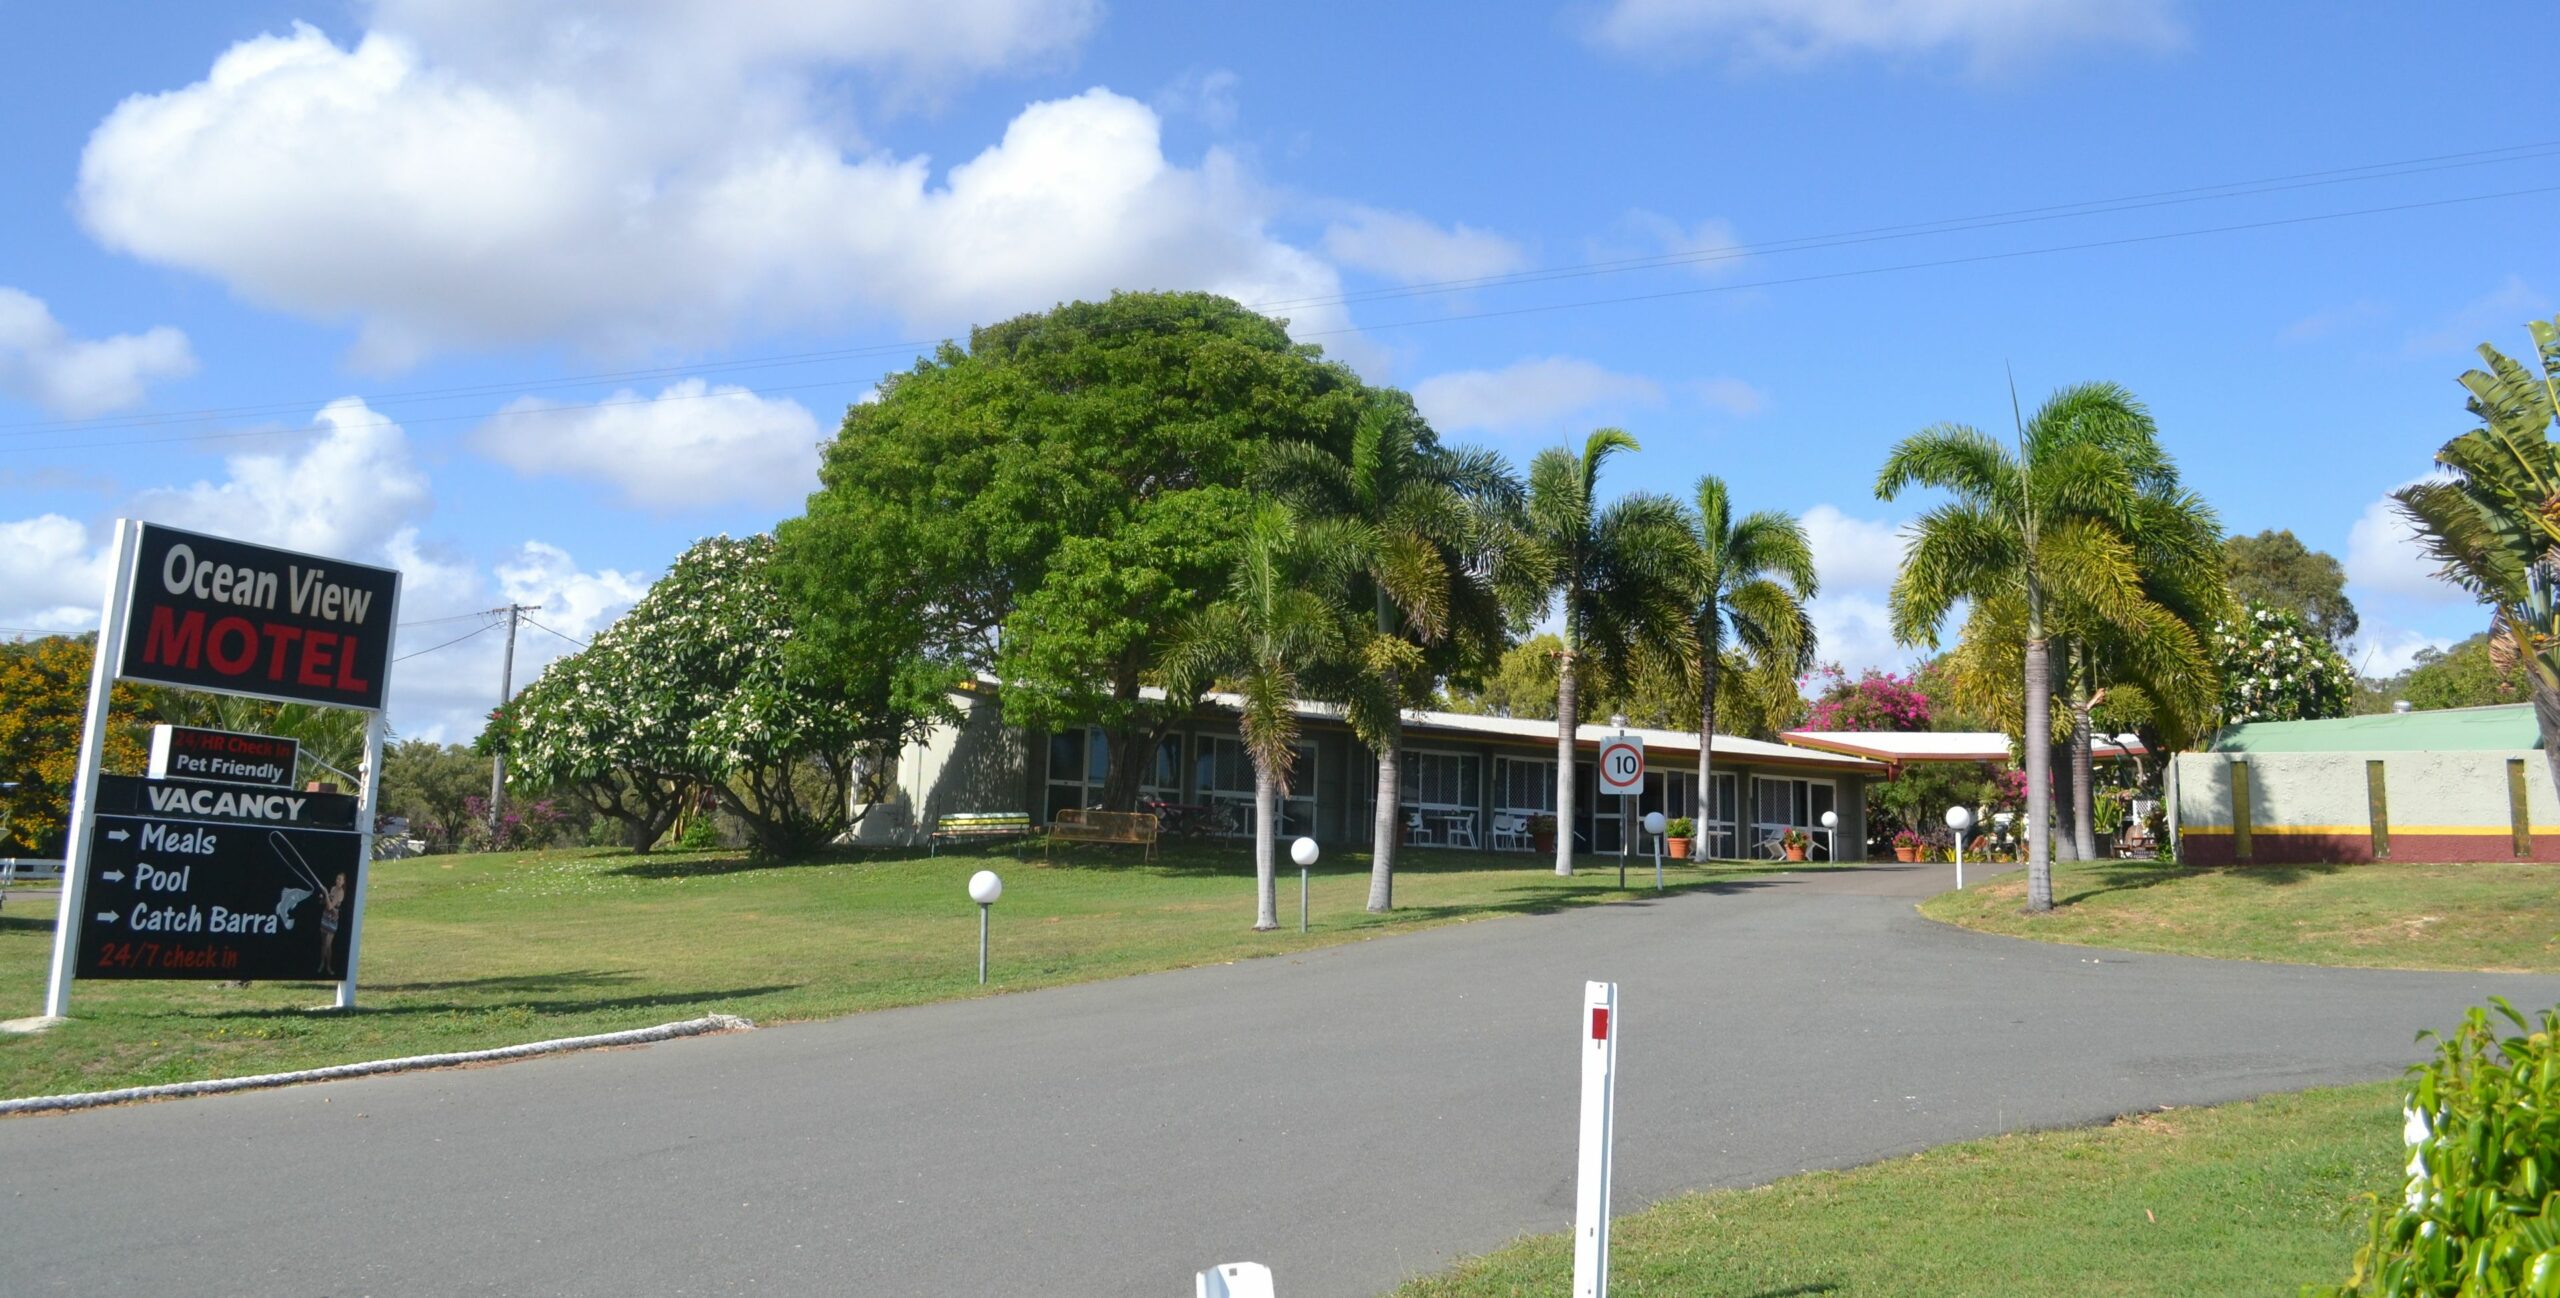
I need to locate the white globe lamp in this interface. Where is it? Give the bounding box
[968,870,1002,985]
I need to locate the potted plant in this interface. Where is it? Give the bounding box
[1529,813,1558,855]
[2091,791,2128,858]
[1892,828,1923,862]
[1780,827,1809,862]
[1665,817,1694,860]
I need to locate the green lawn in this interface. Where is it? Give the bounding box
[1396,1082,2400,1298]
[1919,860,2560,972]
[0,840,1817,1099]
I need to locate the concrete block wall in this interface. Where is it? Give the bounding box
[2173,749,2560,864]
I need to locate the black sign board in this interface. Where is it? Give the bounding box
[147,724,300,788]
[75,775,364,981]
[117,523,400,711]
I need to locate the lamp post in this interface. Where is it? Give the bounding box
[1945,805,1974,890]
[1641,811,1666,891]
[1819,809,1838,863]
[1291,837,1318,933]
[968,869,1002,984]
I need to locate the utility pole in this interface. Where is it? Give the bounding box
[489,603,540,836]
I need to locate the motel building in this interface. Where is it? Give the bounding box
[857,681,1889,862]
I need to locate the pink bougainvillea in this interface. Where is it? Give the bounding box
[1800,665,1933,733]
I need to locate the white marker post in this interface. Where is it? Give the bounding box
[1574,979,1619,1298]
[969,870,1002,984]
[1946,804,1974,890]
[1291,836,1317,933]
[44,521,139,1019]
[1641,811,1665,892]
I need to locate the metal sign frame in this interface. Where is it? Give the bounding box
[43,519,399,1019]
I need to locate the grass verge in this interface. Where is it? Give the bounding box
[1395,1081,2399,1298]
[0,841,1819,1099]
[1918,860,2560,972]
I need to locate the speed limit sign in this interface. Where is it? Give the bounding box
[1597,734,1645,795]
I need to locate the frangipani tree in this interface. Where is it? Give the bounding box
[2395,315,2560,798]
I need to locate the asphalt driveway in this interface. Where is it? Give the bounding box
[6,860,2551,1297]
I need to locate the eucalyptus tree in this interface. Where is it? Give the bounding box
[2395,315,2560,798]
[1516,429,1695,876]
[1683,477,1819,854]
[1266,392,1517,912]
[1877,383,2206,911]
[1169,505,1353,930]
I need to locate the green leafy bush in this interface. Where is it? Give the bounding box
[2310,999,2560,1296]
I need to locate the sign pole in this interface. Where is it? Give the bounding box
[1573,979,1619,1298]
[336,708,390,1010]
[44,519,139,1019]
[1618,791,1628,890]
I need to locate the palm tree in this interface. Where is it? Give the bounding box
[1517,429,1694,876]
[1168,505,1351,929]
[1877,383,2202,911]
[1683,477,1818,858]
[2395,315,2560,800]
[1266,393,1516,912]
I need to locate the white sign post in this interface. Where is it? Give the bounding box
[1574,979,1620,1298]
[1597,734,1643,889]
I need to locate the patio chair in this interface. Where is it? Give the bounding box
[1489,814,1525,851]
[1405,810,1435,846]
[1443,814,1478,849]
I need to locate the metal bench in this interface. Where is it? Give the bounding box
[930,812,1031,855]
[1046,808,1160,862]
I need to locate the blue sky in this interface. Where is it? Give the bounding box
[3,0,2553,740]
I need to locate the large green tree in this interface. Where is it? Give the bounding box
[2362,633,2529,712]
[1878,383,2210,911]
[0,636,150,855]
[2394,314,2560,799]
[1682,477,1818,851]
[1266,392,1515,912]
[2223,529,2358,643]
[1515,429,1694,876]
[1169,505,1350,930]
[775,292,1368,812]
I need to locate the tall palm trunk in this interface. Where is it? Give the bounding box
[2069,649,2097,861]
[1695,616,1722,860]
[2049,739,2079,862]
[2022,631,2054,912]
[2533,668,2560,813]
[1368,726,1400,912]
[1555,646,1580,876]
[1253,765,1279,930]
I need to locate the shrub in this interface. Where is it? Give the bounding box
[2309,999,2560,1297]
[674,815,725,851]
[1893,829,1924,850]
[1666,817,1695,838]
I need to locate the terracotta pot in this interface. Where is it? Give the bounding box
[1894,845,1918,862]
[1785,844,1806,862]
[1531,824,1557,854]
[1667,837,1692,860]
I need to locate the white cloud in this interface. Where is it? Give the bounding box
[1622,211,1747,278]
[2347,621,2459,680]
[1412,357,1662,435]
[1155,68,1241,131]
[77,21,1360,368]
[1589,0,2185,69]
[2345,490,2463,606]
[1693,376,1767,416]
[131,398,433,560]
[478,380,823,509]
[1801,505,1908,594]
[1805,592,1923,676]
[0,515,116,632]
[2277,299,2386,345]
[384,539,653,743]
[2403,275,2550,357]
[0,287,195,416]
[495,541,652,641]
[1322,207,1527,285]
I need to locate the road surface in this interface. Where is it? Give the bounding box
[7,861,2552,1296]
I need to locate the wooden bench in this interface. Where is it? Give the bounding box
[930,812,1031,855]
[1046,808,1160,862]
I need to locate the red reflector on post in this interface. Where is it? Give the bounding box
[1591,1007,1609,1040]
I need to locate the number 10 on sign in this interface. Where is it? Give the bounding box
[1598,735,1643,795]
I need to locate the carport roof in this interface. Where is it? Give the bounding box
[2209,703,2540,752]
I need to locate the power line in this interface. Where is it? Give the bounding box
[8,178,2554,459]
[393,621,500,662]
[1,138,2552,446]
[399,609,502,629]
[518,615,587,649]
